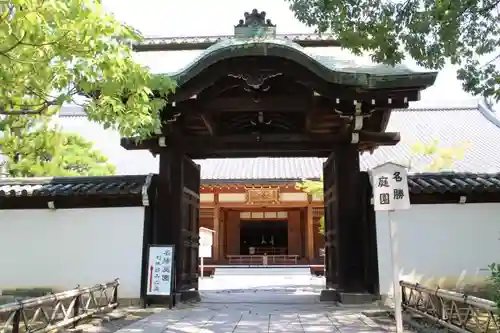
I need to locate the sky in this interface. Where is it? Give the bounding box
[101,0,488,109]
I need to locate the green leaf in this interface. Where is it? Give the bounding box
[411,141,425,155]
[287,0,500,101]
[0,0,175,138]
[1,113,115,177]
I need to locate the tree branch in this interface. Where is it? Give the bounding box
[17,30,71,48]
[0,32,26,55]
[0,101,55,115]
[483,52,500,67]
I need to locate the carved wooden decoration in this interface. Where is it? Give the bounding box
[246,188,280,204]
[227,72,282,89]
[312,207,325,218]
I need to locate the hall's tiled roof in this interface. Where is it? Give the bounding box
[1,173,500,199]
[0,176,148,198]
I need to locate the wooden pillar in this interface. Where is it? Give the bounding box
[306,201,314,260]
[157,148,185,293]
[335,144,366,293]
[219,208,225,261]
[287,210,302,256]
[225,210,240,255]
[213,201,220,261]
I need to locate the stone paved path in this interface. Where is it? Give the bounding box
[111,272,404,332]
[113,290,399,332]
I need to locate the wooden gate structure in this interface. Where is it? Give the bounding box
[122,9,437,303]
[154,152,201,300]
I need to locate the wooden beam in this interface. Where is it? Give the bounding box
[178,96,312,113]
[200,114,215,135]
[180,131,400,149]
[173,92,418,112]
[121,131,401,157]
[121,137,158,150]
[360,131,400,143]
[379,109,392,132]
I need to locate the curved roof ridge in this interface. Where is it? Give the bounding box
[159,39,436,89]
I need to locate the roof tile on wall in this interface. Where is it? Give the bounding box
[2,173,500,198]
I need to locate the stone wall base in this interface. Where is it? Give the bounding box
[319,289,378,304]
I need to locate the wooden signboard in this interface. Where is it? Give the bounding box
[246,188,280,204]
[143,245,175,308]
[370,162,411,333]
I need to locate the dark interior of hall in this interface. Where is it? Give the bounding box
[240,220,288,255]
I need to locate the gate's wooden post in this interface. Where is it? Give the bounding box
[335,145,365,287]
[157,148,185,303]
[360,172,380,295]
[321,153,337,290]
[320,144,373,304]
[182,156,201,297]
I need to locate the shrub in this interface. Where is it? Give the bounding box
[488,263,500,309]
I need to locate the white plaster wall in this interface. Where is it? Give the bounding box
[376,203,500,296]
[0,207,145,298]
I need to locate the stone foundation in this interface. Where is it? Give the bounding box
[319,289,377,304]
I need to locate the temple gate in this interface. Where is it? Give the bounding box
[122,9,437,303]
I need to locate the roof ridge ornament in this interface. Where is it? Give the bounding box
[234,9,276,39]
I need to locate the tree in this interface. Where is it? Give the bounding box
[488,263,500,309]
[0,0,175,139]
[408,139,471,171]
[296,179,325,234]
[296,140,470,234]
[286,0,500,101]
[0,113,115,177]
